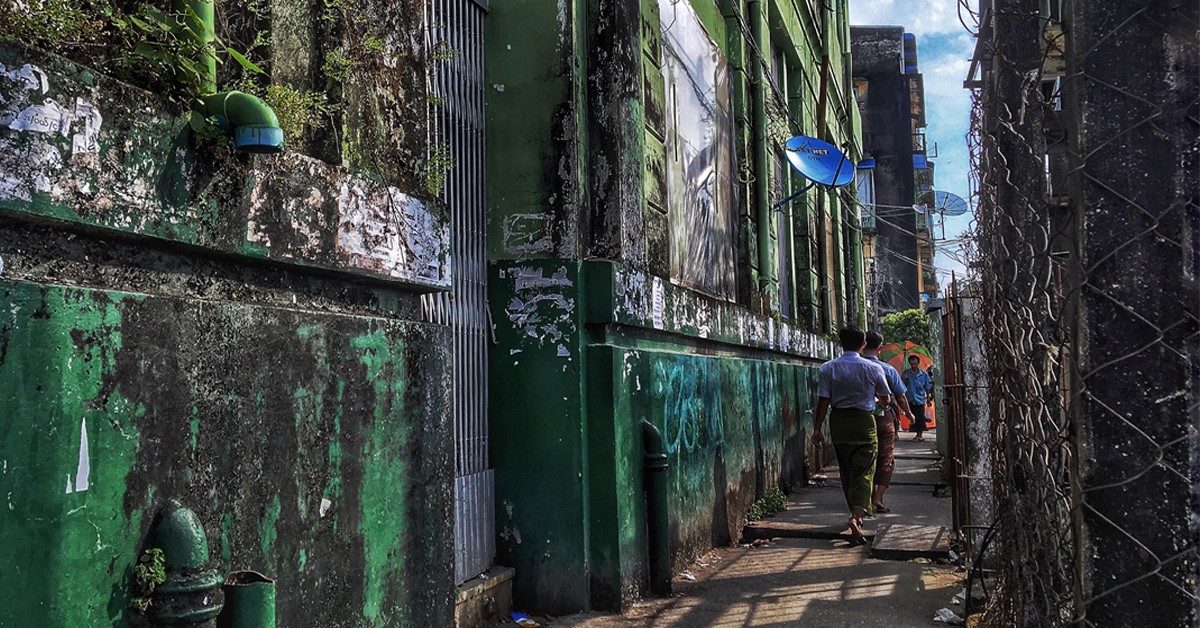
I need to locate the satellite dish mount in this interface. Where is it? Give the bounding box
[773,136,856,210]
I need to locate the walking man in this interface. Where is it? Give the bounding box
[812,326,891,544]
[904,355,933,441]
[863,331,914,513]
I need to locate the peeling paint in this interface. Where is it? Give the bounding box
[502,213,553,254]
[336,178,447,284]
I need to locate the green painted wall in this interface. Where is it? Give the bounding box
[485,0,861,614]
[0,281,453,627]
[1,0,456,621]
[489,260,830,611]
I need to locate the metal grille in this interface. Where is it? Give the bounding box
[963,0,1198,625]
[941,277,973,557]
[422,0,492,585]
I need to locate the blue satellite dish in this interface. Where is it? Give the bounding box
[934,190,969,216]
[784,136,855,188]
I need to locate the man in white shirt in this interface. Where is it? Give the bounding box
[812,326,891,544]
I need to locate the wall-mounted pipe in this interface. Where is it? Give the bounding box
[218,570,276,628]
[174,0,284,153]
[641,420,671,596]
[149,501,225,626]
[748,0,772,293]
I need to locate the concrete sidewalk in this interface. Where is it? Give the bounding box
[536,430,961,628]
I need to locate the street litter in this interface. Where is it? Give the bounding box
[679,572,696,581]
[934,608,964,624]
[511,612,540,627]
[951,591,965,606]
[751,538,770,547]
[909,557,932,563]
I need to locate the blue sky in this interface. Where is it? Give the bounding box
[850,0,978,283]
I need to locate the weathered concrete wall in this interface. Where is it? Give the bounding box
[489,260,830,612]
[0,280,453,627]
[1066,0,1198,623]
[0,45,450,290]
[1,5,455,624]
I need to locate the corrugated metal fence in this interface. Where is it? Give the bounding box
[422,0,492,585]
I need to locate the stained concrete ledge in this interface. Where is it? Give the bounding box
[455,567,515,628]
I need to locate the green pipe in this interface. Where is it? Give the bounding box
[748,0,772,291]
[641,420,671,596]
[150,501,225,626]
[173,0,284,152]
[218,570,276,628]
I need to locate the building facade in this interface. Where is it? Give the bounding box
[486,0,865,614]
[851,27,936,322]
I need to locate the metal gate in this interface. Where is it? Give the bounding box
[422,0,492,585]
[942,277,970,554]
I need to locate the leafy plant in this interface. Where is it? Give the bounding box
[128,4,264,98]
[129,548,167,612]
[425,143,455,197]
[228,78,330,138]
[880,309,933,348]
[428,39,459,62]
[747,486,788,521]
[323,50,354,82]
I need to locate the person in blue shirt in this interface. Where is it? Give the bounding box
[863,331,914,513]
[812,326,891,544]
[903,355,934,442]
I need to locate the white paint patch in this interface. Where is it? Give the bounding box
[3,63,49,93]
[556,344,570,357]
[71,98,102,155]
[513,266,571,291]
[74,417,90,493]
[9,98,71,136]
[336,178,448,285]
[319,498,332,517]
[501,213,551,254]
[509,348,522,355]
[651,277,665,330]
[66,419,90,494]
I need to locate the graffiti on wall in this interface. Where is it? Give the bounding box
[655,359,724,455]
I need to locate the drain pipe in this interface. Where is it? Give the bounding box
[218,570,276,628]
[175,0,284,153]
[642,420,671,596]
[748,0,772,293]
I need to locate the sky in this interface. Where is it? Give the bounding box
[849,0,978,284]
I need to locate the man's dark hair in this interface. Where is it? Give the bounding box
[908,355,920,363]
[865,330,884,350]
[838,326,866,350]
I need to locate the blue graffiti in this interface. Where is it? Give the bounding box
[655,358,724,455]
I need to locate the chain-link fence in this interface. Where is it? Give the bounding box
[962,0,1198,625]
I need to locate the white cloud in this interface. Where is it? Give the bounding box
[850,0,977,37]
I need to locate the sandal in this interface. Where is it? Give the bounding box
[873,503,891,513]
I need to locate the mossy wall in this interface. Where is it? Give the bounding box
[0,0,455,622]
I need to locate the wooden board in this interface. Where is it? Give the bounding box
[870,524,951,561]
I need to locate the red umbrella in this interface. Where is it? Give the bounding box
[879,342,936,430]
